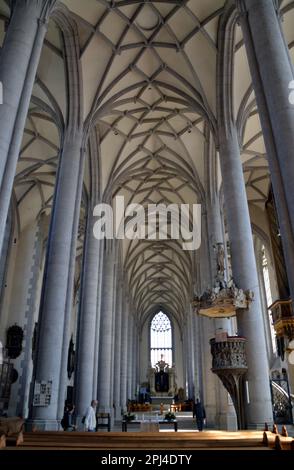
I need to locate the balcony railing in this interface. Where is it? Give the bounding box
[269,299,294,341]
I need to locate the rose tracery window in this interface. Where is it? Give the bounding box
[150,312,172,367]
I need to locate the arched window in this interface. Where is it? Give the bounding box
[262,245,277,353]
[150,312,172,367]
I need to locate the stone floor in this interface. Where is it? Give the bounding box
[109,412,294,435]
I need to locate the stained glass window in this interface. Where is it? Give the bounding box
[150,312,172,367]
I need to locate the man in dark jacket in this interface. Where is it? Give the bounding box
[193,399,206,431]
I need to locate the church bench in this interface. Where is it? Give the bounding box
[274,435,294,451]
[0,417,24,449]
[14,431,272,451]
[262,431,276,448]
[96,413,111,432]
[5,431,23,447]
[0,417,24,432]
[0,433,6,449]
[263,431,294,450]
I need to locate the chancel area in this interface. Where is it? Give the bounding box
[0,0,294,441]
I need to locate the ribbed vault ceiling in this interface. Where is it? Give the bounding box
[0,0,293,324]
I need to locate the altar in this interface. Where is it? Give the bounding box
[148,356,176,396]
[122,419,178,432]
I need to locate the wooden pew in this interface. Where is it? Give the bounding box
[5,431,24,447]
[14,430,271,451]
[96,413,111,432]
[0,433,6,449]
[274,435,294,451]
[262,431,276,448]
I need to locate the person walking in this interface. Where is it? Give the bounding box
[194,399,206,431]
[61,403,76,431]
[84,400,98,432]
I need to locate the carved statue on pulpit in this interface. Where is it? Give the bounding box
[216,243,225,280]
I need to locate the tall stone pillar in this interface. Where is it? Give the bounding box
[113,279,123,419]
[236,0,294,299]
[218,128,273,427]
[186,311,194,399]
[132,320,138,401]
[120,294,129,411]
[30,130,84,429]
[97,242,116,412]
[127,314,134,400]
[206,178,236,429]
[192,314,201,400]
[197,213,218,423]
[109,264,117,419]
[0,0,56,253]
[75,213,101,418]
[188,307,196,398]
[200,316,218,427]
[93,240,104,398]
[182,322,188,397]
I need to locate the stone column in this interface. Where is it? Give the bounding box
[75,213,101,418]
[109,263,117,419]
[200,316,218,427]
[206,190,235,429]
[186,311,194,399]
[192,314,201,400]
[57,156,86,422]
[127,314,134,400]
[182,322,188,397]
[97,242,116,412]
[219,128,273,427]
[113,279,123,419]
[197,212,218,422]
[0,0,56,253]
[188,307,196,398]
[132,320,137,401]
[120,294,129,411]
[93,240,104,398]
[236,0,294,299]
[30,130,84,429]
